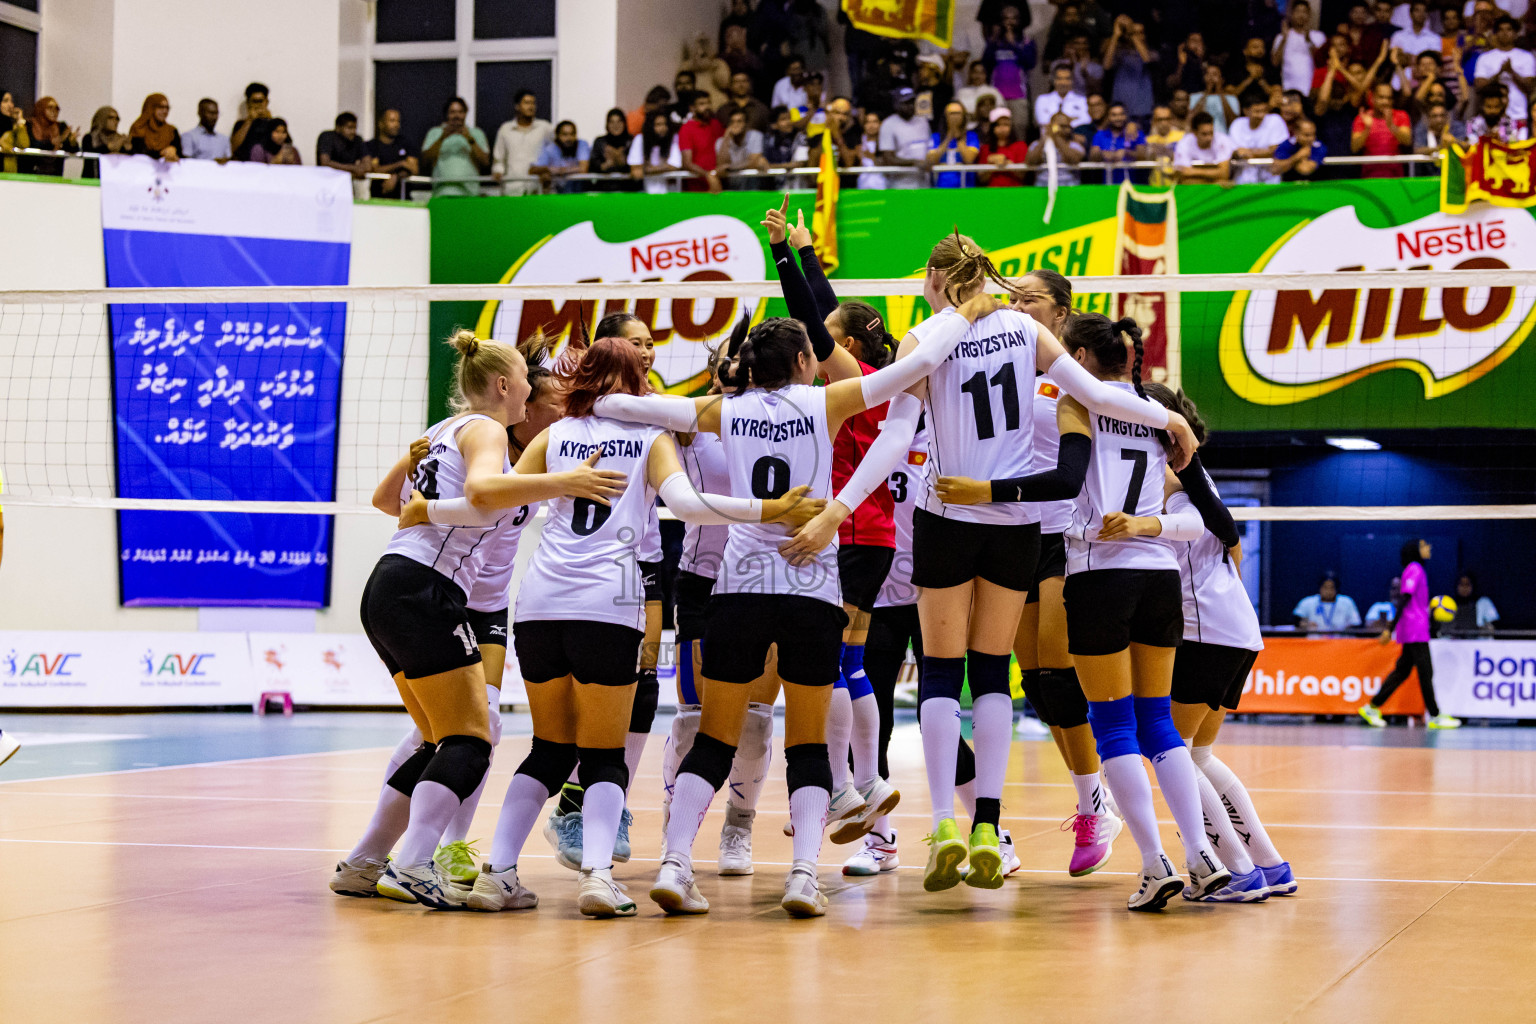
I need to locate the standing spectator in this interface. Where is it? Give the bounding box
[1169,89,1193,129]
[1343,2,1392,64]
[249,119,300,164]
[1230,36,1281,98]
[1466,81,1528,139]
[1145,104,1187,184]
[230,82,275,162]
[848,109,887,188]
[716,108,768,183]
[719,0,752,51]
[1293,575,1362,631]
[1027,112,1087,186]
[628,112,682,194]
[1315,48,1380,157]
[591,108,633,177]
[1191,63,1240,132]
[1473,16,1536,134]
[628,86,671,135]
[763,105,808,169]
[1414,98,1468,151]
[1279,89,1308,135]
[366,109,419,199]
[182,99,230,162]
[1449,572,1500,633]
[977,107,1029,186]
[80,106,129,177]
[1089,102,1147,184]
[1352,80,1414,175]
[794,72,827,126]
[1064,33,1106,96]
[529,120,590,192]
[677,91,725,192]
[913,59,953,128]
[1078,94,1111,143]
[1404,50,1457,117]
[983,5,1038,126]
[927,100,979,187]
[1272,118,1329,178]
[771,56,810,111]
[423,98,490,197]
[1172,111,1235,181]
[1274,3,1328,96]
[720,24,764,87]
[1440,7,1471,86]
[672,71,699,120]
[25,96,79,176]
[956,61,1004,119]
[1165,31,1212,95]
[1106,17,1157,123]
[128,94,180,162]
[1229,88,1291,183]
[1391,2,1442,60]
[1365,576,1400,630]
[1044,2,1088,63]
[1035,64,1092,128]
[879,87,932,188]
[719,72,772,132]
[316,113,368,180]
[681,32,731,110]
[492,90,553,196]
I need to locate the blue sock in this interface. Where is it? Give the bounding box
[1086,696,1139,762]
[841,643,872,700]
[1133,695,1183,758]
[677,639,699,705]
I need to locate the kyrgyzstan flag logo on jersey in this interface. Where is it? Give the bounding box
[1037,382,1060,400]
[907,451,927,465]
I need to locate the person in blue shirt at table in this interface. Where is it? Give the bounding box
[529,119,590,193]
[1365,576,1399,630]
[1088,101,1145,184]
[1294,575,1362,633]
[927,100,979,187]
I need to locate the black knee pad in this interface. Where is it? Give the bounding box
[1040,666,1089,729]
[577,746,630,792]
[516,735,580,797]
[419,735,492,801]
[629,670,660,733]
[784,743,833,795]
[386,741,437,796]
[966,650,1013,698]
[678,732,737,791]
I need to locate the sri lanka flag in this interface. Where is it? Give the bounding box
[841,0,954,48]
[812,126,840,274]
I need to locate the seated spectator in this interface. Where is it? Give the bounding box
[1273,118,1328,179]
[231,82,275,162]
[879,87,931,188]
[1075,93,1110,150]
[1273,0,1326,94]
[977,107,1028,186]
[493,89,553,196]
[183,99,230,162]
[793,71,827,127]
[771,56,810,111]
[1278,89,1307,136]
[26,96,80,176]
[0,92,30,175]
[1165,31,1212,96]
[628,86,672,136]
[1063,33,1105,96]
[717,108,768,182]
[1466,82,1528,140]
[1106,16,1157,122]
[847,109,887,189]
[1229,88,1290,183]
[366,108,419,198]
[672,71,698,120]
[677,90,725,192]
[1473,15,1536,134]
[972,92,1002,133]
[423,98,491,197]
[1169,89,1193,130]
[824,95,856,150]
[591,108,633,176]
[984,5,1037,124]
[1293,575,1362,632]
[681,32,731,110]
[629,111,682,194]
[128,93,181,162]
[1352,80,1413,175]
[763,105,809,168]
[1414,99,1465,153]
[928,100,979,187]
[1145,104,1186,184]
[250,119,300,164]
[80,106,129,177]
[1027,112,1086,186]
[1171,111,1234,182]
[1450,572,1500,632]
[719,72,771,133]
[317,112,368,179]
[956,61,1003,119]
[720,24,763,86]
[1365,577,1400,630]
[529,119,590,193]
[1035,63,1092,128]
[1229,35,1280,97]
[1191,63,1239,132]
[1089,102,1146,184]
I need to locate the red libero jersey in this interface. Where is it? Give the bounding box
[832,359,895,547]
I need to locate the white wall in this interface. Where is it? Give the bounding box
[555,0,618,136]
[616,0,723,117]
[37,0,114,131]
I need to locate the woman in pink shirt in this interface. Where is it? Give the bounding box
[1360,539,1460,728]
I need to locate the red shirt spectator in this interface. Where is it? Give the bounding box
[676,94,725,192]
[1352,82,1411,177]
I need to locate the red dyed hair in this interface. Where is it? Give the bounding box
[561,337,649,418]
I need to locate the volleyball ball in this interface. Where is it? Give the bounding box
[1430,595,1457,623]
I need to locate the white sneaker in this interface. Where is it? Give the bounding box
[467,864,538,912]
[1015,715,1052,738]
[577,867,636,918]
[718,824,754,876]
[650,854,709,915]
[0,730,20,768]
[831,777,901,846]
[1127,854,1184,912]
[1427,714,1463,730]
[1184,850,1232,901]
[329,856,387,898]
[374,859,416,903]
[843,829,900,876]
[781,860,828,917]
[999,829,1022,876]
[386,861,472,911]
[824,783,869,844]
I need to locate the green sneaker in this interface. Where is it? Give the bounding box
[1357,704,1385,728]
[1427,714,1462,730]
[434,840,481,886]
[965,823,1004,889]
[922,818,968,892]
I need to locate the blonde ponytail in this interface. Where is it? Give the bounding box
[446,328,522,413]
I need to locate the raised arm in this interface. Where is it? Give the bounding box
[764,197,837,361]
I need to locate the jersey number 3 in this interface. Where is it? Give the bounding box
[960,364,1020,441]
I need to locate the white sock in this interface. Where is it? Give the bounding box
[1192,745,1284,867]
[1101,752,1165,872]
[395,781,463,867]
[386,728,422,776]
[580,781,625,870]
[1100,770,1122,817]
[826,686,853,790]
[665,772,716,864]
[956,778,977,821]
[1071,772,1107,817]
[850,693,881,789]
[624,731,649,793]
[970,692,1013,803]
[1196,768,1255,876]
[920,697,962,828]
[1149,744,1215,864]
[489,773,551,871]
[441,769,488,846]
[789,785,829,863]
[663,705,701,804]
[870,813,891,838]
[727,703,774,811]
[347,785,412,863]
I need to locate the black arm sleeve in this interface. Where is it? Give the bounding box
[989,433,1091,503]
[771,239,836,361]
[1173,452,1240,549]
[797,244,840,318]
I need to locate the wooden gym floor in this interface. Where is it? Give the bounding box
[2,713,1535,1024]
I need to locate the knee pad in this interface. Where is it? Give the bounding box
[386,741,437,796]
[737,702,774,759]
[1040,666,1089,729]
[419,735,493,801]
[921,656,966,703]
[515,735,580,797]
[967,650,1012,699]
[1133,695,1184,759]
[577,745,630,792]
[629,670,660,734]
[1087,696,1139,762]
[784,742,833,795]
[678,732,737,791]
[677,640,700,706]
[840,644,874,700]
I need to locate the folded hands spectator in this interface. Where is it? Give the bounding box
[129,93,180,162]
[927,100,979,187]
[1472,15,1536,135]
[1272,118,1327,180]
[591,108,633,175]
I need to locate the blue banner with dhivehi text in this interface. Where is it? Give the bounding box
[101,155,352,606]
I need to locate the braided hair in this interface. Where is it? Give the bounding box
[1060,312,1148,399]
[833,301,898,368]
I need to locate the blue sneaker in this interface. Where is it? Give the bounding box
[543,809,583,871]
[1187,866,1270,903]
[1259,861,1297,896]
[613,808,633,863]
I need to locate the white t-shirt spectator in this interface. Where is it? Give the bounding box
[1027,137,1085,187]
[627,134,681,194]
[1474,47,1536,123]
[1390,24,1441,60]
[878,113,932,189]
[1033,90,1092,128]
[1173,130,1236,169]
[1228,112,1290,184]
[771,76,809,111]
[1272,28,1327,95]
[1292,593,1363,631]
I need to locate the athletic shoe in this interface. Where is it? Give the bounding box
[1357,704,1386,728]
[843,829,900,876]
[375,858,416,903]
[613,809,633,863]
[0,730,19,768]
[1427,714,1463,730]
[718,824,754,876]
[1259,861,1298,897]
[544,809,583,871]
[965,823,1005,889]
[577,867,637,918]
[467,864,538,912]
[999,829,1021,876]
[387,861,472,911]
[923,818,968,892]
[329,856,387,898]
[781,860,828,917]
[650,854,709,914]
[1187,866,1269,903]
[824,783,869,844]
[1015,715,1052,739]
[1127,854,1184,912]
[1063,811,1123,877]
[831,777,898,845]
[1185,850,1232,900]
[434,840,480,886]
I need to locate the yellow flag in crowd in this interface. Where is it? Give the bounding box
[813,126,840,274]
[841,0,954,48]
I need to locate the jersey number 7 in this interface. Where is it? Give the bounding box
[1119,449,1148,514]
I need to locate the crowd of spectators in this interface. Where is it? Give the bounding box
[8,1,1536,195]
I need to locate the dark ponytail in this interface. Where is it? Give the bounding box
[1113,316,1147,398]
[834,300,897,368]
[719,317,810,395]
[1400,539,1425,568]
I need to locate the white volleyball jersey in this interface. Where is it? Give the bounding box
[466,499,538,612]
[1065,381,1177,574]
[1030,372,1075,534]
[639,504,662,563]
[715,384,841,607]
[515,416,665,631]
[383,413,510,598]
[875,425,929,609]
[1173,476,1263,651]
[919,307,1041,525]
[677,430,730,579]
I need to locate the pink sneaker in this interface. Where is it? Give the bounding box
[1063,811,1122,877]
